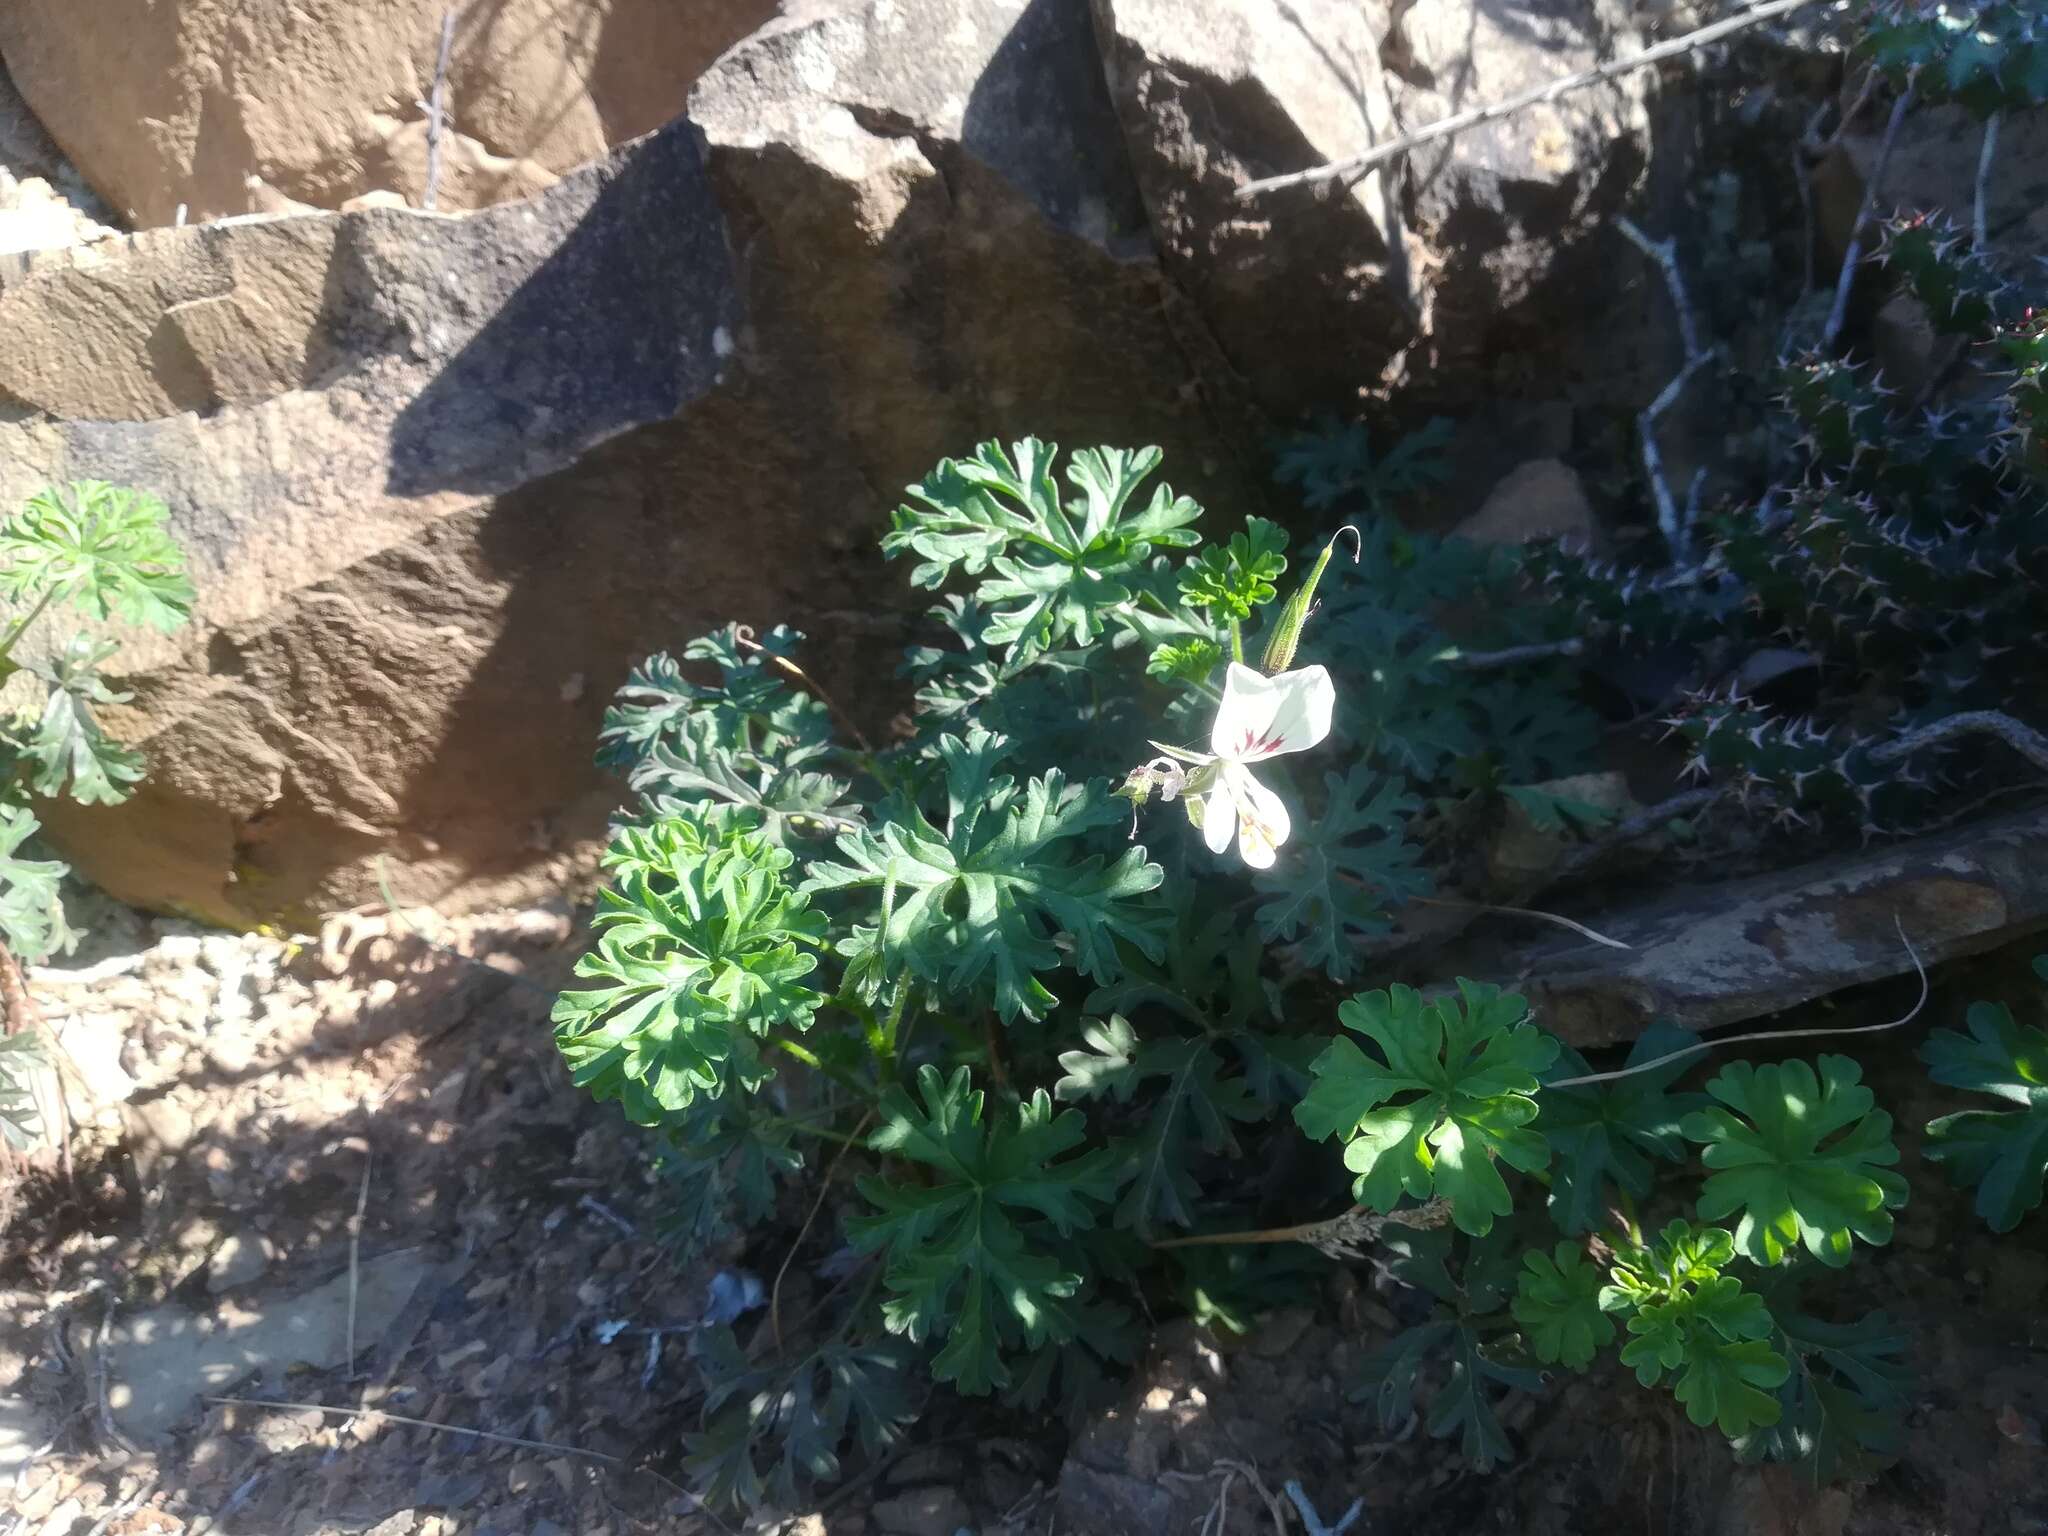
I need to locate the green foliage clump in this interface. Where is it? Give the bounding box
[1920,955,2048,1232]
[560,412,2048,1510]
[0,482,193,1149]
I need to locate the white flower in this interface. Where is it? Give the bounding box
[1192,661,1335,869]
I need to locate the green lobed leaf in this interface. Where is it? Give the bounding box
[551,811,827,1126]
[850,1065,1128,1395]
[1537,1020,1708,1235]
[803,730,1167,1023]
[1620,1274,1789,1439]
[17,636,146,806]
[1681,1055,1908,1267]
[0,805,76,964]
[1295,980,1557,1234]
[1177,517,1289,623]
[1920,970,2048,1232]
[1734,1308,1910,1480]
[0,1029,45,1150]
[684,1330,919,1509]
[0,482,194,632]
[1253,767,1429,982]
[884,439,1202,657]
[1512,1242,1615,1369]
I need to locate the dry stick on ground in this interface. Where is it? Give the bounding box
[770,1109,874,1354]
[1402,893,1632,950]
[1436,637,1586,669]
[1237,0,1825,198]
[1868,709,2048,774]
[1616,215,1714,565]
[1822,74,1918,352]
[1974,109,2003,252]
[1546,913,1926,1089]
[733,623,876,755]
[422,8,460,211]
[343,1140,372,1389]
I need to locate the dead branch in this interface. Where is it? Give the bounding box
[1237,0,1824,199]
[1822,75,1917,352]
[1974,108,2002,251]
[1617,215,1714,564]
[1544,914,1926,1089]
[1869,709,2048,774]
[422,9,460,211]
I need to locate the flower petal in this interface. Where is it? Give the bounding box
[1228,762,1291,869]
[1202,780,1236,854]
[1209,662,1336,762]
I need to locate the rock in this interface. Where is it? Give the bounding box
[869,1483,972,1536]
[108,1247,429,1439]
[0,1394,51,1479]
[0,0,781,226]
[1093,0,1651,410]
[1464,804,2048,1045]
[1488,771,1639,888]
[1816,100,2048,273]
[1455,458,1597,548]
[205,1229,275,1293]
[2,1,1261,926]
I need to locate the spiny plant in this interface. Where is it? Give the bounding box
[0,482,193,1152]
[1530,62,2048,836]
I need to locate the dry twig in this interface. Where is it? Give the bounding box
[1545,913,1927,1089]
[1870,709,2048,774]
[422,8,460,211]
[1974,109,2002,252]
[1616,215,1713,564]
[771,1109,873,1353]
[1823,76,1918,352]
[1238,0,1824,198]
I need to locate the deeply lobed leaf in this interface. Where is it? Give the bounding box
[1295,980,1557,1234]
[1681,1055,1907,1267]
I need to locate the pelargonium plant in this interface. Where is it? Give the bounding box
[555,436,2033,1511]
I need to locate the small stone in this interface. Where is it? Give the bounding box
[206,1230,274,1293]
[1454,459,1597,549]
[364,1511,418,1536]
[871,1484,972,1536]
[0,1395,51,1479]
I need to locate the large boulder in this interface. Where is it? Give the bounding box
[0,0,780,225]
[1090,0,1653,412]
[0,0,1262,926]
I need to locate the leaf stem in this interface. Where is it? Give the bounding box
[0,585,62,666]
[771,1036,877,1103]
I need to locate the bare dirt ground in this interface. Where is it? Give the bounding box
[2,898,2044,1536]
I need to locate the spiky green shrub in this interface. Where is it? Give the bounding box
[1534,208,2048,833]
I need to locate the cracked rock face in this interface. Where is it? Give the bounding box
[0,0,1261,925]
[0,0,780,225]
[1091,0,1653,407]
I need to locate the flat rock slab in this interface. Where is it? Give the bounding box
[1482,807,2048,1045]
[108,1248,429,1440]
[0,1394,52,1478]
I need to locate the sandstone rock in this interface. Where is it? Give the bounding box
[1455,457,1597,548]
[1469,805,2048,1045]
[0,1,1260,925]
[1816,100,2048,271]
[0,1,779,226]
[1093,0,1651,411]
